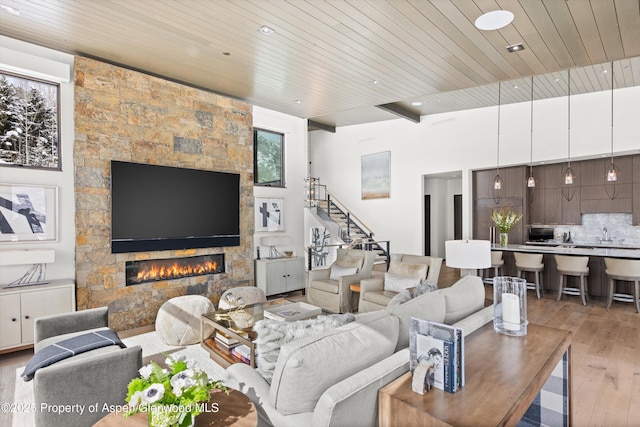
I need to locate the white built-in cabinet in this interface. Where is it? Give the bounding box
[255,257,305,296]
[0,279,75,352]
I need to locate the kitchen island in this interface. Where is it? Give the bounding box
[492,244,640,298]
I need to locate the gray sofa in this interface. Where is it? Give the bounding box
[31,307,142,427]
[225,275,492,427]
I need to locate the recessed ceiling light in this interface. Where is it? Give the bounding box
[259,25,275,35]
[0,4,20,15]
[474,10,514,31]
[370,80,381,85]
[411,101,423,106]
[513,85,519,89]
[506,43,525,52]
[293,100,303,104]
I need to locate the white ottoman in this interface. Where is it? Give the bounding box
[155,295,214,346]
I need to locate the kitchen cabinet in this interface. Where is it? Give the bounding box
[527,163,581,225]
[580,157,632,214]
[0,279,76,352]
[255,257,305,296]
[473,166,526,244]
[633,155,640,225]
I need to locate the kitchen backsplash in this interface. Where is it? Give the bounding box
[553,214,640,246]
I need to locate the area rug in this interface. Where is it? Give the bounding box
[0,331,225,427]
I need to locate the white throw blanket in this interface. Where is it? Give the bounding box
[254,313,356,382]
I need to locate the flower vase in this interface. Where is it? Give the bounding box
[148,406,194,427]
[499,232,509,247]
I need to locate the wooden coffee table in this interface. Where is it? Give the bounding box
[379,322,572,426]
[93,389,257,426]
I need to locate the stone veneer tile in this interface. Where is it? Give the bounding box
[74,56,254,331]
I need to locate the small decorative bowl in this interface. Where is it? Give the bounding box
[284,251,293,257]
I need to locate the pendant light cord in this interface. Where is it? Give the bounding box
[567,69,571,166]
[530,76,534,173]
[497,82,501,175]
[610,61,614,162]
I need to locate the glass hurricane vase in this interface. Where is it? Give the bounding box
[499,232,509,247]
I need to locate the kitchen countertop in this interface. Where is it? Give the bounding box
[495,244,640,259]
[525,240,640,250]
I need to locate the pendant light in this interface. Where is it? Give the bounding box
[527,76,536,189]
[493,82,505,204]
[605,61,620,199]
[562,69,576,201]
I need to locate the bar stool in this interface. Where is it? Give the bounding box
[604,258,640,313]
[554,255,589,305]
[514,252,544,299]
[483,251,504,285]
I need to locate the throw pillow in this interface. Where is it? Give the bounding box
[253,313,356,383]
[335,255,364,271]
[384,272,421,293]
[330,265,357,281]
[388,280,438,308]
[411,280,438,298]
[388,261,428,281]
[387,290,412,307]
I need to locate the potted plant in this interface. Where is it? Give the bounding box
[491,208,523,247]
[124,354,227,427]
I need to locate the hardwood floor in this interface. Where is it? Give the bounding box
[2,266,638,425]
[441,264,640,427]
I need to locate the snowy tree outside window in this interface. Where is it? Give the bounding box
[0,72,60,170]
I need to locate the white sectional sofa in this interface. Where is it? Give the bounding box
[224,275,493,427]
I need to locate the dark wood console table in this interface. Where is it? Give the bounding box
[379,323,572,426]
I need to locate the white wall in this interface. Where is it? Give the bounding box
[252,106,308,259]
[309,86,640,256]
[0,36,75,284]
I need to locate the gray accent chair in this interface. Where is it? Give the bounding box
[307,248,376,313]
[359,254,443,313]
[32,307,142,427]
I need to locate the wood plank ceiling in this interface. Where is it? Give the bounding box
[1,0,639,128]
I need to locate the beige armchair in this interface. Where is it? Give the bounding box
[307,248,376,313]
[359,254,443,313]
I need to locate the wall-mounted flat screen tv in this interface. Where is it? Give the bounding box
[111,161,240,253]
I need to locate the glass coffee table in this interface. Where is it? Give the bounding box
[201,298,319,368]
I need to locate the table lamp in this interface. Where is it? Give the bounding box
[1,248,55,288]
[445,240,491,276]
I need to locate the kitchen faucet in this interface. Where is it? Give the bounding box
[603,227,608,240]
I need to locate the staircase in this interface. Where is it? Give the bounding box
[312,191,389,266]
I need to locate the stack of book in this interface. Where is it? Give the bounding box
[409,318,464,394]
[214,329,248,351]
[231,344,251,364]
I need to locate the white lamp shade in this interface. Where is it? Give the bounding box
[445,240,491,269]
[0,249,55,266]
[260,236,289,246]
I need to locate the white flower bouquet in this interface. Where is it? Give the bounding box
[124,354,227,427]
[491,208,523,233]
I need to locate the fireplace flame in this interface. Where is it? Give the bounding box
[133,260,219,283]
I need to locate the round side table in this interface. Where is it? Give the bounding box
[93,389,257,427]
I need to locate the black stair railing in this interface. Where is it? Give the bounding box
[314,191,388,262]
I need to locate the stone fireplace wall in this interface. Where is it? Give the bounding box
[73,56,254,330]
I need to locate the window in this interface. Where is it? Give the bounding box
[0,71,61,170]
[254,128,284,187]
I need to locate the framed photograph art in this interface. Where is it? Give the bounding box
[255,197,285,232]
[0,184,58,243]
[0,72,61,170]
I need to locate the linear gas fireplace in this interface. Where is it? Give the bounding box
[126,254,225,285]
